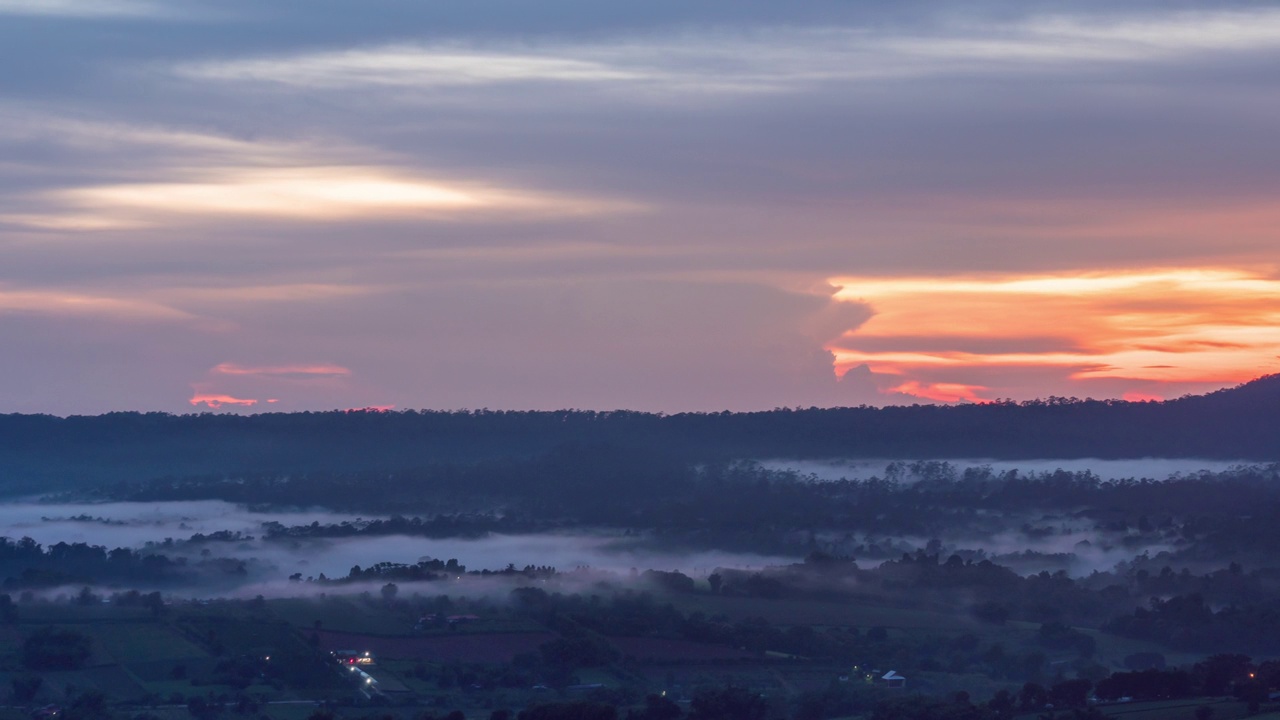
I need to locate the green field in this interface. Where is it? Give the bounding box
[668,593,970,631]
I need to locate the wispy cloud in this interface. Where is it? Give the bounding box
[0,113,638,229]
[182,47,644,89]
[212,362,350,378]
[175,9,1280,97]
[189,393,259,409]
[0,285,195,322]
[0,0,162,18]
[886,380,988,404]
[188,361,358,410]
[156,283,379,305]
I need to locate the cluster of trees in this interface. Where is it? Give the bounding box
[87,452,1280,587]
[22,626,92,670]
[270,544,1280,663]
[87,440,1280,569]
[0,535,259,590]
[262,515,534,541]
[0,537,186,588]
[1105,594,1280,653]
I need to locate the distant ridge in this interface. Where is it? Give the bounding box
[0,374,1277,494]
[1187,373,1280,406]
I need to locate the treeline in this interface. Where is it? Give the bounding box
[5,373,1280,492]
[101,454,1280,566]
[1105,593,1280,654]
[0,536,247,590]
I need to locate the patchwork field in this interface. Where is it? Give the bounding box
[313,628,557,663]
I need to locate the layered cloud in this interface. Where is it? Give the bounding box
[190,362,355,409]
[211,362,350,378]
[0,115,634,231]
[189,393,262,409]
[1,2,1279,412]
[178,9,1280,97]
[0,286,195,322]
[830,269,1280,402]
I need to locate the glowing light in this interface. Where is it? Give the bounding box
[59,168,481,219]
[41,166,635,226]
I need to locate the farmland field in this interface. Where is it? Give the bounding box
[84,622,209,663]
[312,629,557,663]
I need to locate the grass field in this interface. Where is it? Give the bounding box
[667,593,969,631]
[267,596,540,636]
[85,622,209,663]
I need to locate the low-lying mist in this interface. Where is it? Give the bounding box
[0,499,796,597]
[2,500,375,549]
[759,457,1261,482]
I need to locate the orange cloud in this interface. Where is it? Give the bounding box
[890,381,988,403]
[1122,391,1163,402]
[190,393,258,409]
[829,268,1280,401]
[188,362,353,410]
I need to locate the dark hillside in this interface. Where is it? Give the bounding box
[0,375,1277,493]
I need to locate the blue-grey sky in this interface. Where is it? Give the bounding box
[2,1,1280,412]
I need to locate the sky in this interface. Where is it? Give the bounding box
[2,1,1279,413]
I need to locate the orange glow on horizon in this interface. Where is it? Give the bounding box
[190,393,259,409]
[829,267,1280,401]
[890,381,989,403]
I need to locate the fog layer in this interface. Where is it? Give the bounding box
[760,457,1259,482]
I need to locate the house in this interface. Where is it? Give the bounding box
[880,671,907,689]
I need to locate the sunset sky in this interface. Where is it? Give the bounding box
[2,1,1278,413]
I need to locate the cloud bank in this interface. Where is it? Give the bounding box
[1,2,1278,411]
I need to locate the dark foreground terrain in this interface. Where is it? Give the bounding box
[2,376,1280,719]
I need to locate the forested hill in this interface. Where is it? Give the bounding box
[0,374,1278,492]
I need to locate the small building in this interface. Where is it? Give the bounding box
[332,650,375,666]
[880,671,907,689]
